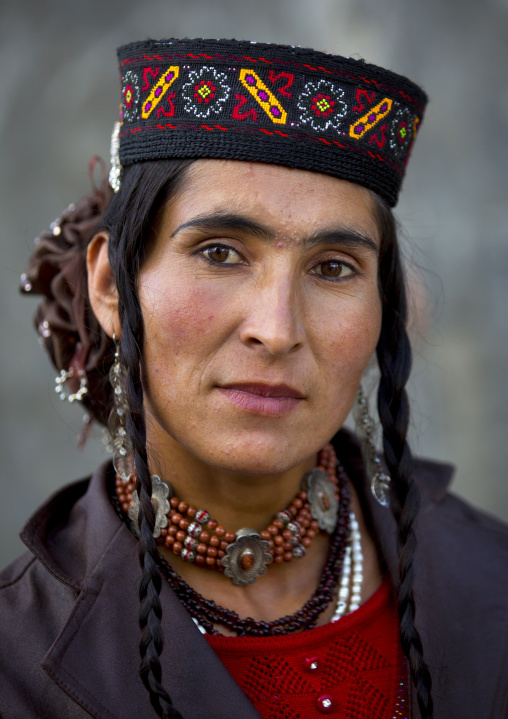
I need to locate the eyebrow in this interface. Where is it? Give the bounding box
[170,211,378,255]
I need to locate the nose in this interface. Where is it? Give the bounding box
[239,270,305,356]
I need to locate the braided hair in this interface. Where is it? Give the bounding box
[26,160,433,718]
[373,195,434,719]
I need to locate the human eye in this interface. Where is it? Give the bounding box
[312,259,356,281]
[200,244,243,265]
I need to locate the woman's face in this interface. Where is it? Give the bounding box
[138,160,382,475]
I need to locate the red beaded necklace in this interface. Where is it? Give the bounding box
[115,444,340,586]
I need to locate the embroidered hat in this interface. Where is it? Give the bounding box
[111,38,427,207]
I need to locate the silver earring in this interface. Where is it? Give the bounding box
[354,384,391,507]
[107,339,135,481]
[55,368,88,403]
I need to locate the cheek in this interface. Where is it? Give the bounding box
[316,300,382,381]
[141,278,228,356]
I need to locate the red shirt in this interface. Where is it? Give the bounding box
[206,577,408,718]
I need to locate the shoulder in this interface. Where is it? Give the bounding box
[414,456,508,562]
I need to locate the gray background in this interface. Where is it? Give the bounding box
[1,0,507,568]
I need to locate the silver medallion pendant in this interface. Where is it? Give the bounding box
[302,469,338,534]
[221,528,273,586]
[128,475,173,538]
[371,471,391,507]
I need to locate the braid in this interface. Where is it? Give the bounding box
[374,197,434,719]
[105,160,193,718]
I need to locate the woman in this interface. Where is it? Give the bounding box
[1,38,507,719]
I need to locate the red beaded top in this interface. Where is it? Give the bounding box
[205,578,408,719]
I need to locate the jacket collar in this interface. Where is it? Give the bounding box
[20,431,456,719]
[21,461,263,719]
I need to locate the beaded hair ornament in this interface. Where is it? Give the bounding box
[110,38,427,206]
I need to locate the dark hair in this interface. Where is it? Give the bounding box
[26,159,433,719]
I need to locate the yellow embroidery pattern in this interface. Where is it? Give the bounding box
[239,69,287,125]
[142,66,180,119]
[349,98,393,140]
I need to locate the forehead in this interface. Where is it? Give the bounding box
[163,159,380,244]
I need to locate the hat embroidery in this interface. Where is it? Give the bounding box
[297,80,347,132]
[121,70,140,124]
[182,66,230,118]
[142,66,179,118]
[239,69,287,124]
[349,97,393,140]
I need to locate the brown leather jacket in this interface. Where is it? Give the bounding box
[1,431,507,719]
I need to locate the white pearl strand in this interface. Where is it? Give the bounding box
[192,510,363,634]
[331,511,363,621]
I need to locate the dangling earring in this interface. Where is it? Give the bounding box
[54,343,89,403]
[108,337,135,481]
[353,384,391,507]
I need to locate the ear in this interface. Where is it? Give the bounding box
[87,231,122,338]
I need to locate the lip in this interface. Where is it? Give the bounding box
[217,382,305,416]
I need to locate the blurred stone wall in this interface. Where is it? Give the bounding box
[1,0,507,567]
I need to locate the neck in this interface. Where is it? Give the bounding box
[145,423,318,533]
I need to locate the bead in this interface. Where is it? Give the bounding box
[292,544,306,558]
[215,525,225,537]
[316,695,334,713]
[220,540,228,551]
[170,497,179,508]
[302,537,312,548]
[195,509,210,524]
[172,541,183,555]
[178,501,189,514]
[176,530,186,542]
[304,657,319,672]
[187,506,197,518]
[180,548,196,563]
[240,550,254,571]
[168,525,178,536]
[184,536,197,550]
[274,546,284,556]
[224,531,235,543]
[273,554,283,564]
[276,510,292,524]
[200,531,210,544]
[273,535,284,546]
[287,521,301,534]
[293,498,303,509]
[187,521,202,539]
[273,518,284,529]
[195,554,205,566]
[165,536,175,547]
[260,530,271,541]
[179,517,190,530]
[207,519,218,531]
[196,543,207,555]
[205,556,216,566]
[268,525,278,536]
[206,547,218,558]
[283,551,293,562]
[282,529,292,541]
[218,549,225,558]
[171,512,183,525]
[209,535,220,547]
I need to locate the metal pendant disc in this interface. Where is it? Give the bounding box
[304,469,338,534]
[221,529,273,586]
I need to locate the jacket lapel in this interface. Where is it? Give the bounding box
[28,465,262,719]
